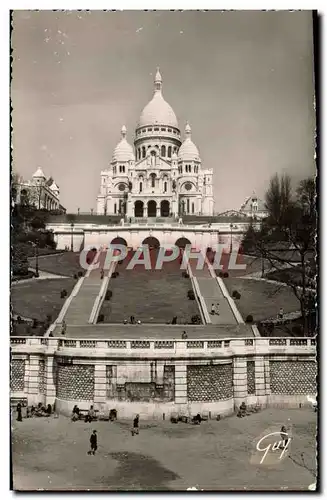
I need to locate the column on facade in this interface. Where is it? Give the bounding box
[45,355,57,406]
[144,203,148,217]
[156,203,161,217]
[174,356,188,405]
[27,355,40,404]
[254,356,266,398]
[233,356,247,407]
[94,364,107,406]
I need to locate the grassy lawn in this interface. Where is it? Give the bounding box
[12,408,317,491]
[224,278,300,322]
[28,252,85,277]
[11,278,76,325]
[100,271,200,324]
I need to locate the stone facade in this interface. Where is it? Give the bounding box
[38,360,45,394]
[187,364,233,401]
[11,359,25,392]
[247,361,255,395]
[56,364,95,401]
[10,337,317,418]
[270,360,317,395]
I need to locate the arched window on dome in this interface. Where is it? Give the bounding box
[192,202,195,214]
[142,147,146,158]
[164,181,167,193]
[161,145,166,157]
[114,203,117,214]
[168,146,172,158]
[187,199,190,214]
[139,182,143,193]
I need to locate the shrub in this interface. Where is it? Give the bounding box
[223,272,229,278]
[112,271,119,278]
[187,289,195,300]
[32,318,38,328]
[98,314,104,323]
[105,290,112,300]
[245,314,254,323]
[232,290,238,298]
[191,314,202,325]
[292,325,303,336]
[73,273,78,279]
[78,271,83,277]
[233,291,241,300]
[218,271,224,278]
[182,271,189,278]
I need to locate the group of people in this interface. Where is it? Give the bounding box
[87,414,140,456]
[123,316,142,325]
[210,303,220,316]
[71,404,96,423]
[16,402,53,421]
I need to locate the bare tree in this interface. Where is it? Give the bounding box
[242,174,316,335]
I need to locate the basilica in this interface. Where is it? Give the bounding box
[96,69,214,217]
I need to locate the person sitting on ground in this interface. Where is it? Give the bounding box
[215,303,220,315]
[192,413,202,425]
[237,401,247,418]
[130,315,135,324]
[46,404,52,416]
[182,331,188,339]
[85,405,95,423]
[71,405,80,422]
[123,319,128,324]
[172,316,177,325]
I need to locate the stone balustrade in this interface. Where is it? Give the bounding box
[10,336,317,357]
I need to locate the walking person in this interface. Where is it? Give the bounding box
[16,402,22,422]
[100,268,104,280]
[131,414,139,436]
[280,425,290,449]
[215,303,220,316]
[61,320,67,336]
[182,331,188,339]
[210,304,215,315]
[88,430,97,455]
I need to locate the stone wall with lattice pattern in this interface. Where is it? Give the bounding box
[38,360,45,394]
[187,364,233,401]
[247,361,255,395]
[11,359,25,392]
[57,364,94,401]
[270,361,317,395]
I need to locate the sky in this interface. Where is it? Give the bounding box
[11,10,316,213]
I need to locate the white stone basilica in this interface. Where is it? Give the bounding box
[96,69,214,218]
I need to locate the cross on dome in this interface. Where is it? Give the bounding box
[121,125,127,138]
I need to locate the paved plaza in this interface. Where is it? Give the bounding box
[12,408,316,491]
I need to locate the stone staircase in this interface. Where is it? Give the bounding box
[63,268,105,325]
[189,259,237,325]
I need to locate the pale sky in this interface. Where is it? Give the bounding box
[11,10,316,213]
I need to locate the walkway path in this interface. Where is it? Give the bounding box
[12,268,69,285]
[63,267,109,324]
[189,260,237,325]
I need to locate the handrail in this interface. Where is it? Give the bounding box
[187,262,210,324]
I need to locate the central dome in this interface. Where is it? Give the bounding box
[137,68,179,129]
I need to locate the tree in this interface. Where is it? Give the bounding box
[265,173,294,228]
[242,174,316,335]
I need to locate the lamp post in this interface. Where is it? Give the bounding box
[35,240,39,278]
[229,223,234,254]
[70,222,74,252]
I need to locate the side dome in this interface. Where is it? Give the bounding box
[138,68,179,129]
[178,123,200,161]
[112,126,135,162]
